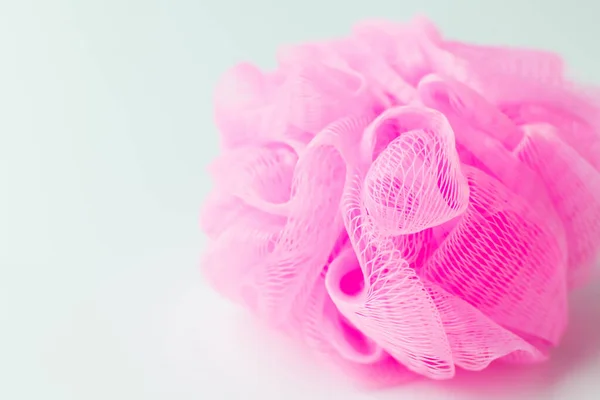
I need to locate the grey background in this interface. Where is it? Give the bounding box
[1,0,599,399]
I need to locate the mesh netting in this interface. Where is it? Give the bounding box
[201,17,600,385]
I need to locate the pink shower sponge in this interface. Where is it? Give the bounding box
[201,17,600,386]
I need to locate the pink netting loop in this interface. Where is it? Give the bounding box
[360,106,470,236]
[201,17,600,386]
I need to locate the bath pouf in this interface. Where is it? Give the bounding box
[200,17,600,387]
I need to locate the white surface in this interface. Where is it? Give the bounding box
[1,1,599,399]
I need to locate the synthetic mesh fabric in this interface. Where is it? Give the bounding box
[201,17,600,386]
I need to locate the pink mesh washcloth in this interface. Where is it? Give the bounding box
[201,17,600,386]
